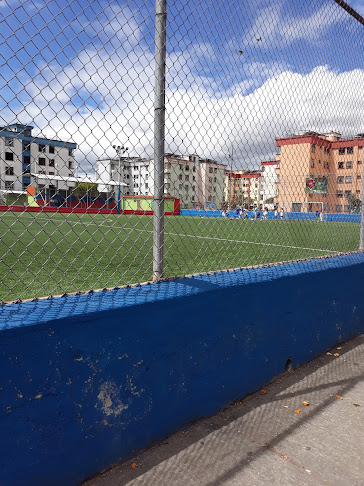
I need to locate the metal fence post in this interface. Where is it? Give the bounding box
[360,174,364,250]
[153,0,167,281]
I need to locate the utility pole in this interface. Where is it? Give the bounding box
[228,147,234,213]
[113,144,128,215]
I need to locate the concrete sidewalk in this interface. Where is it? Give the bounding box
[83,334,364,486]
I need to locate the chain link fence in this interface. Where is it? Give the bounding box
[0,0,363,303]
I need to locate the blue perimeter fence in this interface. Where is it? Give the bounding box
[180,209,361,223]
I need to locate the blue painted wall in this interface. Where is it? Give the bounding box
[180,209,361,222]
[1,253,364,485]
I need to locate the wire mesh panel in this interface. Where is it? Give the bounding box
[0,0,363,303]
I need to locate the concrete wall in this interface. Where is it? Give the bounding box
[1,252,364,485]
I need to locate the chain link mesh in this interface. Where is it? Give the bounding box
[0,0,363,303]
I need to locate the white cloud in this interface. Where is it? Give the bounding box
[2,2,364,175]
[242,2,343,48]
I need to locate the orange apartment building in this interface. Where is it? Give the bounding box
[275,131,364,213]
[225,170,262,207]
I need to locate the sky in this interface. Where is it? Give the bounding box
[0,0,364,172]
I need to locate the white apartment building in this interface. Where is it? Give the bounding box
[97,153,227,209]
[0,123,76,200]
[97,157,152,197]
[260,160,279,208]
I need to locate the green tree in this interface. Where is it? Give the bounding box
[345,193,361,213]
[74,182,98,197]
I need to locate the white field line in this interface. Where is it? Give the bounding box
[11,216,341,254]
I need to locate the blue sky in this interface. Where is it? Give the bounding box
[0,0,364,170]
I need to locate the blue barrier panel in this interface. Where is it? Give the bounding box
[1,252,364,485]
[180,209,361,222]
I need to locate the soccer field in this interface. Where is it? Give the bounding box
[0,211,360,302]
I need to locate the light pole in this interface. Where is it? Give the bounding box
[113,144,128,215]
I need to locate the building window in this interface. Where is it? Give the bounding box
[347,147,354,154]
[311,144,316,153]
[179,184,182,190]
[193,166,196,172]
[336,205,342,212]
[5,152,14,161]
[345,190,351,197]
[24,142,31,151]
[185,175,189,181]
[38,170,46,174]
[185,185,189,191]
[193,176,195,181]
[179,174,182,180]
[209,167,213,173]
[276,146,281,154]
[356,190,361,195]
[346,161,353,168]
[179,165,183,170]
[5,137,14,146]
[338,162,344,169]
[337,176,344,183]
[24,156,30,165]
[145,183,148,188]
[49,159,55,167]
[185,166,189,171]
[336,191,343,198]
[344,205,349,212]
[5,181,14,189]
[357,175,361,180]
[358,161,362,165]
[38,157,46,166]
[5,166,14,175]
[38,144,46,152]
[68,161,73,169]
[49,172,55,175]
[208,177,212,183]
[338,148,345,155]
[311,159,314,168]
[68,149,73,156]
[359,146,363,150]
[345,176,352,183]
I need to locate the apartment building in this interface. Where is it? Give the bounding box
[0,123,76,201]
[97,153,227,208]
[225,170,262,208]
[260,161,279,208]
[97,157,151,197]
[275,131,364,213]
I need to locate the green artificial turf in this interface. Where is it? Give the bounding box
[0,211,360,302]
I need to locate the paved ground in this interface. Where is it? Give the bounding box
[83,334,364,486]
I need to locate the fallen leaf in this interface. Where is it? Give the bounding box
[283,455,288,460]
[334,353,340,357]
[334,395,343,400]
[261,389,267,393]
[336,346,343,350]
[326,352,332,356]
[353,403,360,407]
[295,409,301,414]
[132,463,137,469]
[284,405,288,408]
[306,469,312,475]
[302,401,310,406]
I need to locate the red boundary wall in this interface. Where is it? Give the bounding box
[0,199,180,216]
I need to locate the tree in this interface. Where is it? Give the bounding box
[74,182,98,197]
[345,193,361,213]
